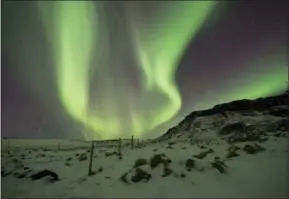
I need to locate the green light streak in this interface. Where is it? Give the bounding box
[130,2,216,134]
[37,2,216,140]
[191,53,288,111]
[37,1,99,139]
[225,53,288,100]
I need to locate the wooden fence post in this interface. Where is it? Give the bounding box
[131,136,134,150]
[88,141,95,176]
[118,138,122,159]
[7,140,10,151]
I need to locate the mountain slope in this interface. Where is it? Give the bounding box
[159,91,288,142]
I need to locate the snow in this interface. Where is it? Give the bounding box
[1,135,288,198]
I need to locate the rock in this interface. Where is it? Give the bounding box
[168,141,176,146]
[258,137,269,143]
[66,157,72,161]
[227,145,240,152]
[185,159,195,172]
[228,131,262,143]
[211,159,227,174]
[227,151,240,159]
[120,172,129,184]
[193,149,214,159]
[162,167,173,177]
[218,122,246,136]
[214,156,221,161]
[243,145,256,154]
[274,133,282,137]
[277,119,289,131]
[78,153,87,161]
[105,152,111,157]
[194,121,201,128]
[131,168,151,183]
[30,169,59,182]
[13,172,21,177]
[24,167,30,170]
[254,144,266,152]
[17,170,32,179]
[17,173,27,179]
[105,151,119,157]
[12,159,24,168]
[226,146,240,158]
[267,107,289,117]
[134,158,148,168]
[150,154,171,169]
[243,144,265,155]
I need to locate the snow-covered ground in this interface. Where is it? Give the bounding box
[1,134,288,198]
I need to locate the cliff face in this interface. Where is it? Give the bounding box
[159,91,289,141]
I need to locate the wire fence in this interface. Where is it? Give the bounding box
[1,136,149,151]
[1,136,150,174]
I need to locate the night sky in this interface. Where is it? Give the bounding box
[2,1,288,140]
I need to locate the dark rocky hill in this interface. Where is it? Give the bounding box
[159,90,289,141]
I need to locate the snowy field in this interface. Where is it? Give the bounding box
[1,135,288,198]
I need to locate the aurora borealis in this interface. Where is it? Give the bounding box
[2,1,288,140]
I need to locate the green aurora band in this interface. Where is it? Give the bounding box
[37,1,216,140]
[190,52,288,111]
[128,2,216,136]
[37,2,98,140]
